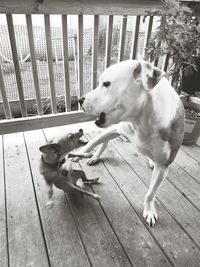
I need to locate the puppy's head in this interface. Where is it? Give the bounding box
[39,129,85,163]
[79,60,165,127]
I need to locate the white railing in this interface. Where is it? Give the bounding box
[0,0,165,134]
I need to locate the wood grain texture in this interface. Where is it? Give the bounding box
[24,129,90,267]
[0,135,8,267]
[118,15,127,62]
[62,15,71,112]
[44,126,132,267]
[0,66,12,119]
[105,15,113,69]
[91,15,99,89]
[6,14,27,117]
[4,132,49,267]
[0,111,96,135]
[111,137,200,253]
[26,14,43,116]
[44,14,57,113]
[130,16,140,60]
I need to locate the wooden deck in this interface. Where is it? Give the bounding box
[1,121,200,267]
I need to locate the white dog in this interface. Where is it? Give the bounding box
[69,60,184,226]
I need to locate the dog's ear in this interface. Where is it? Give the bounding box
[39,143,61,154]
[133,60,165,91]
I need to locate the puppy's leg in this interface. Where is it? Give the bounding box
[146,157,154,169]
[87,141,108,165]
[66,182,101,200]
[143,164,168,226]
[45,182,54,209]
[69,124,120,160]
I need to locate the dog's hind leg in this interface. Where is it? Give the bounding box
[143,164,168,226]
[66,182,101,200]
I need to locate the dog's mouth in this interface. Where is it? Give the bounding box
[95,112,106,128]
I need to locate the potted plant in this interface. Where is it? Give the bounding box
[144,0,200,145]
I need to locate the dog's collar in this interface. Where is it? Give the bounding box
[41,156,66,170]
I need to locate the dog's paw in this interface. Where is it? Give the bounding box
[148,158,155,169]
[45,201,54,209]
[143,202,158,227]
[87,156,100,165]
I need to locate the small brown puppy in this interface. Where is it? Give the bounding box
[39,129,100,208]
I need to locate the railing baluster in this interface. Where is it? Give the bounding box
[118,15,127,62]
[26,14,43,116]
[0,66,12,119]
[6,14,27,117]
[91,15,99,89]
[142,16,153,59]
[77,14,84,99]
[162,53,170,72]
[44,14,57,114]
[62,15,71,112]
[130,16,140,60]
[105,15,113,69]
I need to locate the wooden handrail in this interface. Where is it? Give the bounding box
[0,0,162,15]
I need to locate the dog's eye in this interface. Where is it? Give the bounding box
[68,134,74,139]
[103,81,110,87]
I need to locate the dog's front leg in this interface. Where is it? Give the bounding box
[69,124,120,160]
[143,164,168,226]
[87,141,108,165]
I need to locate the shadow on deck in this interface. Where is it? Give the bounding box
[1,121,200,267]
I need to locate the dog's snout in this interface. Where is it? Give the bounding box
[79,96,85,106]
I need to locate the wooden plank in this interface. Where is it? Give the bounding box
[0,66,12,119]
[24,129,90,267]
[175,148,200,184]
[181,145,200,164]
[4,132,49,267]
[142,16,153,59]
[105,15,113,69]
[111,137,200,249]
[77,15,84,99]
[0,135,8,267]
[62,15,71,112]
[59,123,171,266]
[0,111,96,135]
[26,14,43,116]
[130,16,140,60]
[76,132,171,267]
[118,15,127,62]
[161,53,170,72]
[44,14,57,114]
[43,126,132,267]
[6,14,27,117]
[91,15,99,89]
[0,0,163,15]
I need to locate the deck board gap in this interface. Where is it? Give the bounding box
[2,135,10,267]
[23,132,51,267]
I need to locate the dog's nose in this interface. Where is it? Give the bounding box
[79,96,85,106]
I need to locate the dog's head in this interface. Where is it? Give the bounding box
[39,129,85,164]
[79,60,165,127]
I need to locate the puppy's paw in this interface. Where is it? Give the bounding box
[87,156,100,166]
[143,202,158,227]
[45,201,54,209]
[148,158,154,169]
[76,178,84,189]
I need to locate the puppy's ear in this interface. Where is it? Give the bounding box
[39,143,61,154]
[133,60,165,91]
